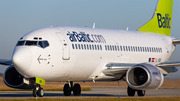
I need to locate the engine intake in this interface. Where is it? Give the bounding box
[3,65,34,89]
[126,63,164,90]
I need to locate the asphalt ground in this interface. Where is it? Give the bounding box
[0,88,180,99]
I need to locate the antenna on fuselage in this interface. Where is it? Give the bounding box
[126,27,129,31]
[93,22,95,29]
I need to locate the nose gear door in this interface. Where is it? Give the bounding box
[56,32,70,60]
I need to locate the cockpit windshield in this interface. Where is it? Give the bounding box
[16,40,49,48]
[25,41,38,46]
[16,41,25,46]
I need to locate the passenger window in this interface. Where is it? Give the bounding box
[16,41,25,46]
[131,46,133,51]
[107,45,110,50]
[112,46,114,51]
[126,46,128,51]
[97,45,99,50]
[128,46,130,51]
[117,46,119,51]
[87,44,89,50]
[81,44,83,50]
[105,45,107,50]
[75,44,78,49]
[100,45,102,50]
[78,44,81,49]
[135,47,137,51]
[92,45,94,50]
[84,44,86,50]
[72,44,74,49]
[89,45,91,50]
[109,45,111,51]
[115,46,117,51]
[94,45,97,50]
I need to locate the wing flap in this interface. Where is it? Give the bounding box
[0,59,12,66]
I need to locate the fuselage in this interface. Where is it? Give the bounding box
[12,26,175,82]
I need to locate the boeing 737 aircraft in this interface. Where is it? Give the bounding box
[0,0,179,97]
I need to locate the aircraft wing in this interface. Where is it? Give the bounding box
[102,62,180,78]
[102,63,134,78]
[156,62,180,75]
[172,40,180,45]
[0,59,12,66]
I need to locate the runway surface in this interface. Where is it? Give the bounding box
[0,88,180,99]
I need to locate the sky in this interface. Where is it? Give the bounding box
[0,0,180,78]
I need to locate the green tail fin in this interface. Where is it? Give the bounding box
[137,0,174,36]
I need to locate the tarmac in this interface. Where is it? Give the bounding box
[0,88,180,99]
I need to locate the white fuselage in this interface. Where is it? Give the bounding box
[12,26,175,82]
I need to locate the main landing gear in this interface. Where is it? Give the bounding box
[127,86,145,96]
[33,85,44,97]
[63,81,81,96]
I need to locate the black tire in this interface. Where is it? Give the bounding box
[137,90,145,96]
[127,86,135,96]
[73,83,81,96]
[37,88,44,97]
[33,88,37,97]
[63,84,71,96]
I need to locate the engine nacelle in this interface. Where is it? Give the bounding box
[126,63,164,90]
[3,65,34,89]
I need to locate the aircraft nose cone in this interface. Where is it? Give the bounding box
[12,47,32,72]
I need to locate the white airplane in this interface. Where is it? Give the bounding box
[0,0,179,97]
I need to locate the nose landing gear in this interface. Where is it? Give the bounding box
[33,85,44,97]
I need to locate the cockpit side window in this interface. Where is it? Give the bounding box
[38,41,49,48]
[25,41,38,46]
[43,41,49,48]
[16,41,25,46]
[38,41,43,48]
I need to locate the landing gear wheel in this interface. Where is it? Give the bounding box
[33,88,37,97]
[37,88,44,97]
[73,83,81,96]
[63,84,71,96]
[127,86,135,96]
[137,90,145,96]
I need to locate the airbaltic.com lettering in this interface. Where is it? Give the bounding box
[67,31,106,43]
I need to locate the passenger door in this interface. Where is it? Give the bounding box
[56,32,70,60]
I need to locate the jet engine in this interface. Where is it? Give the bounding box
[126,63,164,90]
[3,65,34,89]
